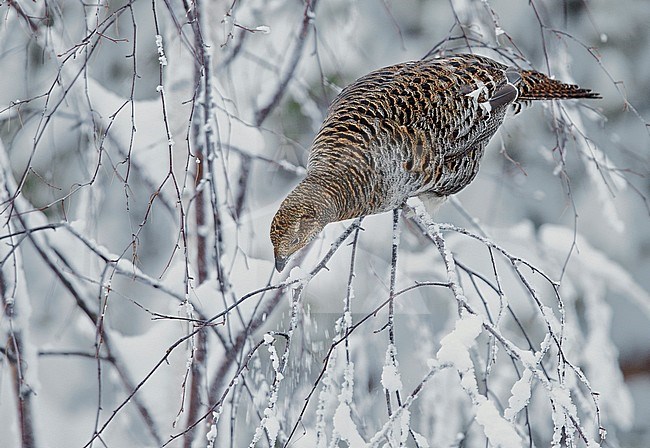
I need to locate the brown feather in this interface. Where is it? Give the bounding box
[517,70,600,100]
[270,53,600,271]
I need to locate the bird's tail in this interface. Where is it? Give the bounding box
[516,70,600,100]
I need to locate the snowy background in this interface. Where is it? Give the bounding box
[0,0,649,447]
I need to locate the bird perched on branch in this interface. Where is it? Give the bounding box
[270,53,599,272]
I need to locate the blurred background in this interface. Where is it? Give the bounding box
[0,0,649,446]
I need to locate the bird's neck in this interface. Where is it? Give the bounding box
[291,176,340,226]
[301,167,372,223]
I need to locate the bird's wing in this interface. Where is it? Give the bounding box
[312,56,518,170]
[488,82,518,109]
[420,57,517,159]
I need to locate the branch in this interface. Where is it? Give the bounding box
[254,0,319,126]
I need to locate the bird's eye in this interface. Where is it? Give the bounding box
[291,237,300,245]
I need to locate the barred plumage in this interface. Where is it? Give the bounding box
[270,54,599,272]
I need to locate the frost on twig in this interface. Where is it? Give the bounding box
[249,333,284,447]
[155,34,168,66]
[0,142,39,448]
[0,0,646,446]
[437,313,522,448]
[405,199,605,446]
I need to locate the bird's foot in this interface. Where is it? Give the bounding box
[418,193,448,217]
[401,203,416,219]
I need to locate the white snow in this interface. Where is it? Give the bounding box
[262,408,280,444]
[504,369,533,420]
[266,336,280,371]
[381,364,402,393]
[426,358,438,369]
[333,403,366,447]
[398,409,411,445]
[155,34,168,66]
[205,424,217,442]
[436,314,483,372]
[550,386,575,412]
[514,348,536,368]
[1,2,648,447]
[286,266,311,286]
[381,344,402,393]
[341,362,355,401]
[475,398,522,448]
[412,430,430,448]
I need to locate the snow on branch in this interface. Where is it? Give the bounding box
[0,0,646,446]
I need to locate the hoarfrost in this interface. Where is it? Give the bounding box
[155,34,168,66]
[333,403,365,446]
[475,398,522,448]
[504,369,533,420]
[278,159,306,175]
[205,424,217,443]
[2,2,648,446]
[0,212,39,392]
[263,408,280,445]
[286,266,311,287]
[336,361,356,403]
[436,313,521,447]
[267,340,279,372]
[412,430,430,448]
[381,364,402,393]
[342,310,352,330]
[541,305,562,335]
[436,314,483,372]
[551,386,576,413]
[399,409,411,445]
[381,344,402,393]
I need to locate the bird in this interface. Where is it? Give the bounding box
[270,53,599,272]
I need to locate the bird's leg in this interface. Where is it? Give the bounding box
[417,192,448,218]
[401,193,446,220]
[400,203,415,219]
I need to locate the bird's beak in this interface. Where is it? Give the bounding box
[275,255,288,273]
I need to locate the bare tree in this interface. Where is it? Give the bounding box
[1,0,649,447]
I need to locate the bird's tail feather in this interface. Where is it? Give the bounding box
[517,70,600,100]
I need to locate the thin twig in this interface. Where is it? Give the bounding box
[254,0,319,126]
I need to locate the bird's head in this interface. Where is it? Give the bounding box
[270,184,334,272]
